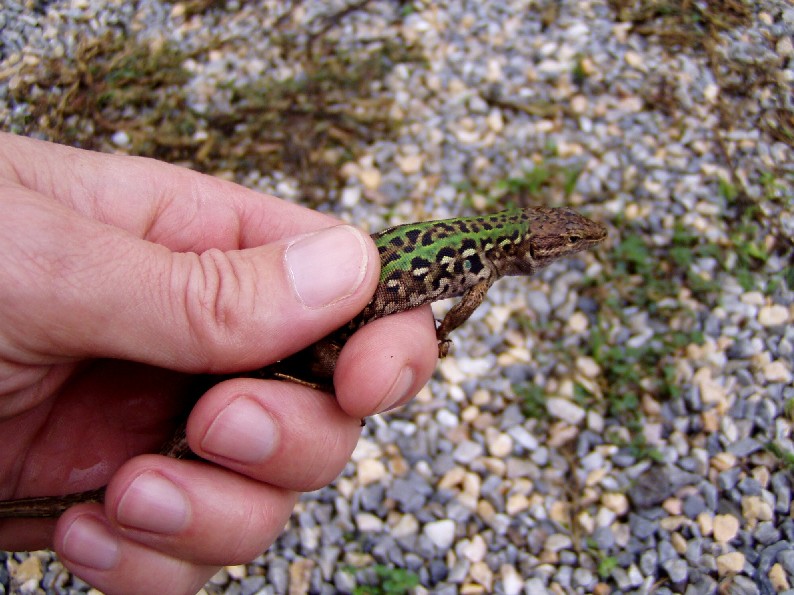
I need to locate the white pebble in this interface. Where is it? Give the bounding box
[567,311,589,333]
[546,397,586,425]
[356,513,384,532]
[111,130,130,147]
[356,459,386,485]
[423,519,456,550]
[758,304,790,326]
[462,535,487,562]
[764,361,792,384]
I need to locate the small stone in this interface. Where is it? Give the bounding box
[11,556,43,592]
[625,50,645,69]
[570,95,588,114]
[663,497,683,515]
[355,513,384,532]
[728,438,762,457]
[568,312,589,333]
[716,551,745,576]
[602,493,629,516]
[779,550,794,576]
[340,186,361,207]
[486,108,504,133]
[573,567,597,588]
[423,519,456,550]
[758,304,790,326]
[546,397,586,424]
[453,440,485,464]
[742,495,773,522]
[500,564,523,595]
[769,563,790,591]
[396,153,423,174]
[506,493,530,515]
[778,36,794,56]
[392,514,419,538]
[227,564,247,579]
[663,558,688,583]
[357,459,387,485]
[289,559,314,594]
[671,532,688,555]
[742,291,765,306]
[359,167,381,190]
[698,512,714,536]
[469,561,493,590]
[545,533,573,552]
[111,130,130,147]
[576,355,600,378]
[713,514,740,543]
[712,452,737,472]
[486,431,513,458]
[462,535,487,562]
[763,361,792,384]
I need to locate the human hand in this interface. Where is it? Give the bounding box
[0,133,438,594]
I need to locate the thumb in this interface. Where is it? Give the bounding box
[2,197,379,373]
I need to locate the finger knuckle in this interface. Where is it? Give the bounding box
[182,249,254,366]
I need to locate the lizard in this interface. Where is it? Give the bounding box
[0,206,607,518]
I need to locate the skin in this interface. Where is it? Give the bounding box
[0,132,438,594]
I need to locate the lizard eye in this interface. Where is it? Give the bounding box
[567,235,582,245]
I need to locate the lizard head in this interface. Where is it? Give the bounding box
[501,207,607,276]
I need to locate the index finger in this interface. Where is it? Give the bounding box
[0,132,336,252]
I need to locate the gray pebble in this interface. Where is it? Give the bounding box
[388,476,431,512]
[628,467,674,508]
[727,576,760,595]
[525,290,551,318]
[728,438,762,457]
[572,567,596,589]
[559,550,578,565]
[755,522,781,545]
[779,549,794,575]
[639,549,658,575]
[684,575,718,595]
[240,576,266,595]
[772,473,792,513]
[658,540,678,564]
[683,494,707,517]
[702,482,719,511]
[629,514,657,540]
[592,526,615,550]
[738,477,763,496]
[334,570,357,593]
[718,467,743,491]
[662,558,688,584]
[553,565,572,589]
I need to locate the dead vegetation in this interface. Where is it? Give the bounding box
[4,1,422,204]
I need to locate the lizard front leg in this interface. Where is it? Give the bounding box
[436,277,495,357]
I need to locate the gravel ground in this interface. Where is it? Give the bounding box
[1,1,793,594]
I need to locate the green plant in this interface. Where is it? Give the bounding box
[572,53,588,86]
[515,383,548,420]
[349,565,420,595]
[765,442,794,472]
[597,555,618,578]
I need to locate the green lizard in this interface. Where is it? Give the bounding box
[0,206,607,517]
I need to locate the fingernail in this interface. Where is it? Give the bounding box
[62,514,120,570]
[116,472,189,534]
[285,225,369,308]
[201,396,278,464]
[377,366,415,413]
